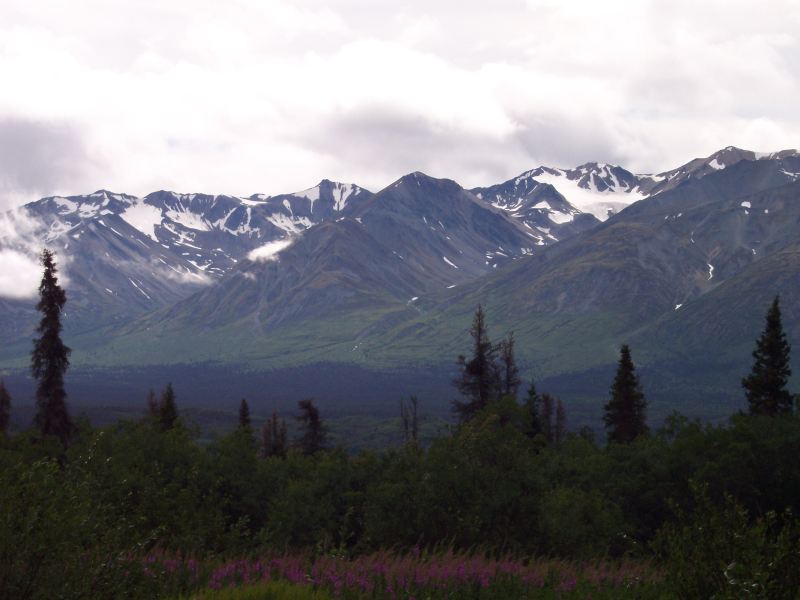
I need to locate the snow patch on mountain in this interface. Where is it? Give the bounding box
[292,185,320,213]
[239,197,267,206]
[530,169,645,220]
[53,197,79,214]
[78,203,100,218]
[128,278,151,300]
[166,207,210,231]
[548,210,575,225]
[442,256,459,269]
[331,183,359,211]
[268,213,313,235]
[45,219,74,242]
[121,201,163,241]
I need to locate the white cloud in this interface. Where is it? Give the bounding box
[0,206,40,242]
[248,238,294,262]
[0,0,798,207]
[0,208,75,299]
[158,265,213,286]
[0,249,40,298]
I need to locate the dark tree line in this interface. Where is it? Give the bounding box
[454,297,796,447]
[400,395,419,445]
[452,305,524,422]
[15,252,797,452]
[261,411,288,458]
[0,380,10,436]
[296,398,327,455]
[139,383,325,458]
[238,398,251,428]
[452,305,644,445]
[146,383,180,431]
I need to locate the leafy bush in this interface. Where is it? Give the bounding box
[655,483,800,599]
[538,487,624,557]
[0,450,153,599]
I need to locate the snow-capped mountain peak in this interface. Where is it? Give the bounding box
[502,163,646,221]
[483,147,800,222]
[13,181,373,284]
[636,146,800,197]
[288,180,362,213]
[2,146,799,358]
[471,172,600,245]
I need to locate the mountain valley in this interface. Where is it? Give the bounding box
[2,146,799,424]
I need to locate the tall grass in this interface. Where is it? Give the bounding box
[182,581,333,600]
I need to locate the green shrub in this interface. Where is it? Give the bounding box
[655,483,800,599]
[0,454,153,599]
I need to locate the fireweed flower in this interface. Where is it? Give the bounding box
[146,551,661,595]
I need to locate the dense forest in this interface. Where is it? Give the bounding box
[1,252,799,599]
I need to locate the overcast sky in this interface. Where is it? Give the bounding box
[0,0,798,209]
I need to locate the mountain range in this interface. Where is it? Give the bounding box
[1,146,799,423]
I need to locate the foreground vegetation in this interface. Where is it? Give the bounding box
[2,253,799,598]
[2,405,799,598]
[163,551,664,599]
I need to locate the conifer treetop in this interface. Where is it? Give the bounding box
[742,296,793,416]
[604,344,648,444]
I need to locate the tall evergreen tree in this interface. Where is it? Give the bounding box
[31,249,73,444]
[524,382,543,438]
[554,398,567,445]
[159,382,179,432]
[400,395,419,445]
[238,398,251,428]
[498,332,521,400]
[261,411,288,458]
[0,379,10,436]
[146,389,159,418]
[742,296,793,416]
[541,393,555,444]
[296,398,327,455]
[604,344,648,444]
[453,305,500,422]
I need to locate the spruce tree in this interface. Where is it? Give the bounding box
[498,332,521,400]
[146,389,159,418]
[554,398,566,445]
[31,249,73,444]
[159,382,179,432]
[453,305,500,422]
[0,379,10,436]
[742,296,793,416]
[604,344,648,444]
[296,398,327,455]
[541,393,554,444]
[278,417,288,455]
[238,398,251,428]
[524,382,543,438]
[260,412,288,458]
[400,395,419,445]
